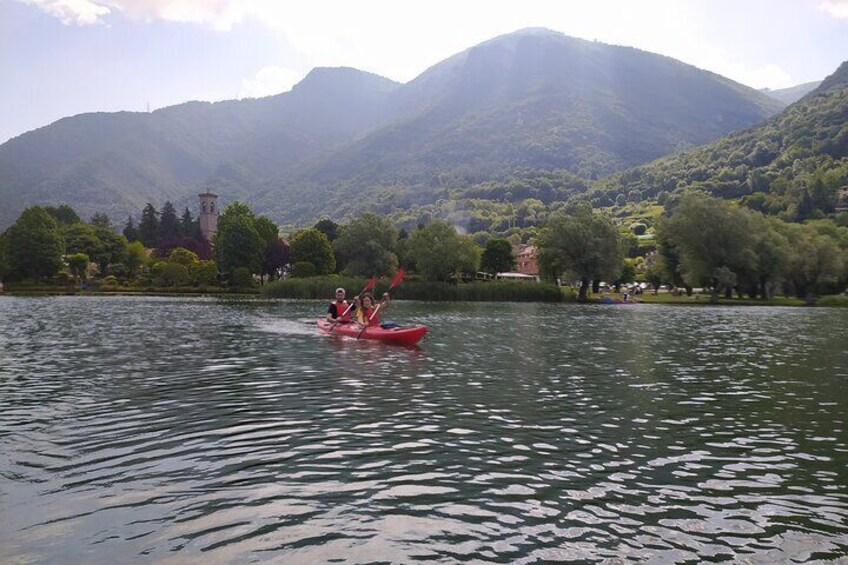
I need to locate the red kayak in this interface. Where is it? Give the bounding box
[317,319,428,345]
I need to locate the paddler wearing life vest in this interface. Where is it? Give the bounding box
[326,287,354,323]
[354,292,389,327]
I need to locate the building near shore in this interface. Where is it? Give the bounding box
[513,244,539,276]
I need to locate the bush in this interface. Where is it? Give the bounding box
[151,261,190,287]
[107,263,128,280]
[816,294,848,307]
[168,247,199,266]
[101,275,120,291]
[191,260,218,286]
[54,272,72,286]
[290,261,317,278]
[229,267,253,289]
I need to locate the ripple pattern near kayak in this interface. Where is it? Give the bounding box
[1,297,847,563]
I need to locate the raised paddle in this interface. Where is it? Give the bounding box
[357,268,404,340]
[330,276,375,332]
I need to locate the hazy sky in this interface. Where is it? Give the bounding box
[2,0,847,143]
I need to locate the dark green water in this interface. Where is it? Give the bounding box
[1,296,847,563]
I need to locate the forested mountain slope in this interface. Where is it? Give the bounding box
[590,61,848,220]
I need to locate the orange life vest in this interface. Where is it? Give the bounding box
[357,306,380,326]
[333,300,351,322]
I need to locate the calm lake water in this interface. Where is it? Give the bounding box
[1,296,847,563]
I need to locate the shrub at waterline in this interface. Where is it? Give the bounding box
[262,276,566,302]
[816,294,848,307]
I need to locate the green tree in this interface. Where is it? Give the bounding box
[659,194,755,302]
[93,228,128,275]
[159,201,180,245]
[333,213,399,276]
[314,218,339,241]
[537,206,622,299]
[44,204,81,225]
[407,221,480,281]
[0,232,9,281]
[123,216,141,242]
[213,202,264,276]
[63,223,103,259]
[125,240,147,278]
[190,260,218,286]
[645,264,664,294]
[480,238,516,274]
[253,216,287,282]
[4,206,65,280]
[139,203,159,248]
[67,253,90,291]
[777,222,845,300]
[180,207,198,238]
[90,213,112,229]
[151,261,190,287]
[216,214,263,275]
[167,247,199,266]
[289,228,335,275]
[614,259,637,293]
[229,266,253,289]
[749,215,790,298]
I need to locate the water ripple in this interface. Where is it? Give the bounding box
[1,297,847,563]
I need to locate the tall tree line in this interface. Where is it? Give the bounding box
[124,202,209,258]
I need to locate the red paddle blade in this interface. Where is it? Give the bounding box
[363,276,376,292]
[389,267,405,288]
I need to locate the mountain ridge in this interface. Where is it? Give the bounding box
[0,28,786,228]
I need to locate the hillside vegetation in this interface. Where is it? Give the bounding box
[591,61,848,222]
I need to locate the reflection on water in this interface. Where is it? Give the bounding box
[1,296,847,563]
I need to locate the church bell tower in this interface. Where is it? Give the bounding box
[199,192,219,241]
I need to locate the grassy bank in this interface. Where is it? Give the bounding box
[625,292,806,307]
[1,283,259,296]
[816,294,848,307]
[261,276,569,302]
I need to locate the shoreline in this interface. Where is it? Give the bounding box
[2,288,841,307]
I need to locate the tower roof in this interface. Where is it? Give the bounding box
[198,191,218,198]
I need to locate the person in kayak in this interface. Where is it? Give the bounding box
[326,287,354,323]
[354,292,389,327]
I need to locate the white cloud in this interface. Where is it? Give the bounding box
[22,0,112,25]
[740,64,795,90]
[14,0,814,90]
[239,66,303,99]
[19,0,249,29]
[694,50,795,89]
[819,0,848,18]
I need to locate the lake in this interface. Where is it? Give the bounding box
[1,296,847,563]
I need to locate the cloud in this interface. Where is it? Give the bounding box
[239,66,303,99]
[741,64,794,90]
[19,0,248,29]
[819,0,848,18]
[21,0,112,25]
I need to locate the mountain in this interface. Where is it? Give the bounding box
[591,61,848,219]
[0,67,400,228]
[0,28,784,229]
[258,28,785,221]
[761,80,822,105]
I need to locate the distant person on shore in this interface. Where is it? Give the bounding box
[354,293,389,327]
[326,287,353,323]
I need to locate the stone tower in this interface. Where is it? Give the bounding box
[199,192,219,242]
